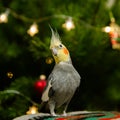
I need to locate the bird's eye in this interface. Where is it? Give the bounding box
[59,44,63,48]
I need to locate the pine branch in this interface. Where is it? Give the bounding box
[0,89,38,106]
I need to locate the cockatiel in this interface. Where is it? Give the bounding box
[41,28,80,116]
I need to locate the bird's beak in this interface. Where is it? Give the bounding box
[51,47,57,56]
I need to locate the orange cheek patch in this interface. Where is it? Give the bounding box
[63,48,69,55]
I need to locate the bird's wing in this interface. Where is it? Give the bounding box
[41,77,52,102]
[41,72,56,102]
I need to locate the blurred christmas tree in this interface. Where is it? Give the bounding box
[1,0,120,119]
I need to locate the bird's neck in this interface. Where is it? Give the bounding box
[54,55,72,64]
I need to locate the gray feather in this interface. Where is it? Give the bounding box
[43,62,80,108]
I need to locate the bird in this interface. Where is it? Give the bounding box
[41,28,81,116]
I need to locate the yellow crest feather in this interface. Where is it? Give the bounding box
[50,27,61,48]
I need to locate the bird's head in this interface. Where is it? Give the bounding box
[50,28,71,64]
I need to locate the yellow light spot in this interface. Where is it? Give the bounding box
[102,26,111,33]
[0,9,9,23]
[27,22,39,37]
[26,105,38,115]
[62,18,75,31]
[40,74,46,80]
[7,72,13,79]
[46,57,53,64]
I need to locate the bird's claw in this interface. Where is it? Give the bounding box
[51,112,57,116]
[62,111,67,116]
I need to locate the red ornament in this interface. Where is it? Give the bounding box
[34,75,47,94]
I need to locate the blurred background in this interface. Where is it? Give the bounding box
[0,0,120,119]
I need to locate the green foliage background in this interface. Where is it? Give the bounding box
[0,0,120,119]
